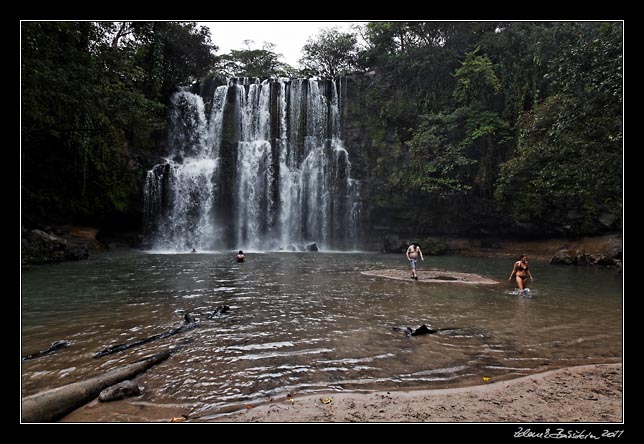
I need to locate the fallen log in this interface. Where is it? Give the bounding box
[21,350,171,423]
[94,314,197,358]
[22,340,71,362]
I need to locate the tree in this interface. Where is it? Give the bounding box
[453,47,501,109]
[495,22,622,234]
[216,41,294,78]
[21,21,218,227]
[298,27,361,78]
[132,22,217,101]
[405,111,476,197]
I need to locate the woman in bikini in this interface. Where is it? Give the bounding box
[508,254,533,292]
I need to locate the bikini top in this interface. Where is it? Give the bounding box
[517,262,528,271]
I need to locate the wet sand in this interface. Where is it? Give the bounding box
[203,363,622,423]
[60,363,622,423]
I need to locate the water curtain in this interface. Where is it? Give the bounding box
[144,78,360,251]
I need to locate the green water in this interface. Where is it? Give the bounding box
[21,250,622,419]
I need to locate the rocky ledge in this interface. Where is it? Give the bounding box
[377,233,622,269]
[21,225,108,267]
[549,248,621,267]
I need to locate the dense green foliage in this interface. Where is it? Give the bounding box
[21,21,622,238]
[21,21,216,227]
[495,23,623,233]
[353,21,622,236]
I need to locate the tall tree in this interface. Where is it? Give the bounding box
[299,27,361,78]
[216,41,294,78]
[132,22,217,101]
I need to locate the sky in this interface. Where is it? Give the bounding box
[199,21,368,67]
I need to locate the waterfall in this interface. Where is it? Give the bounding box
[143,91,217,251]
[144,78,360,252]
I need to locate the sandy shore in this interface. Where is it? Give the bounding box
[199,363,622,423]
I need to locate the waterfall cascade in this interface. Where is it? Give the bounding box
[144,77,360,251]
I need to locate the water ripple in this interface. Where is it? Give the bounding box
[21,251,622,412]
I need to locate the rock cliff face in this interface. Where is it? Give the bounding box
[338,72,621,243]
[548,234,623,268]
[339,73,488,240]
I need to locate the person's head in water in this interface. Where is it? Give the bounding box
[238,250,243,255]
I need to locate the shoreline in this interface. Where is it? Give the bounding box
[22,227,621,266]
[198,363,622,423]
[61,362,623,423]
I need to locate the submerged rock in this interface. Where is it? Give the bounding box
[409,324,437,336]
[98,380,142,402]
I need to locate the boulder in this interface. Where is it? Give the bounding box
[588,254,617,267]
[575,249,589,265]
[550,249,576,265]
[22,351,170,422]
[21,225,106,266]
[306,243,319,252]
[551,246,619,267]
[598,212,618,229]
[21,229,67,265]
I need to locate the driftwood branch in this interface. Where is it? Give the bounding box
[21,350,171,422]
[94,314,197,358]
[22,340,71,362]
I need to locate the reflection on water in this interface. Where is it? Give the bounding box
[21,250,622,419]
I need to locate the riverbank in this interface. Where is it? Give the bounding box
[441,234,623,263]
[21,225,622,268]
[57,362,622,423]
[202,363,622,423]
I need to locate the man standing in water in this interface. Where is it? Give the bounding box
[406,242,424,280]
